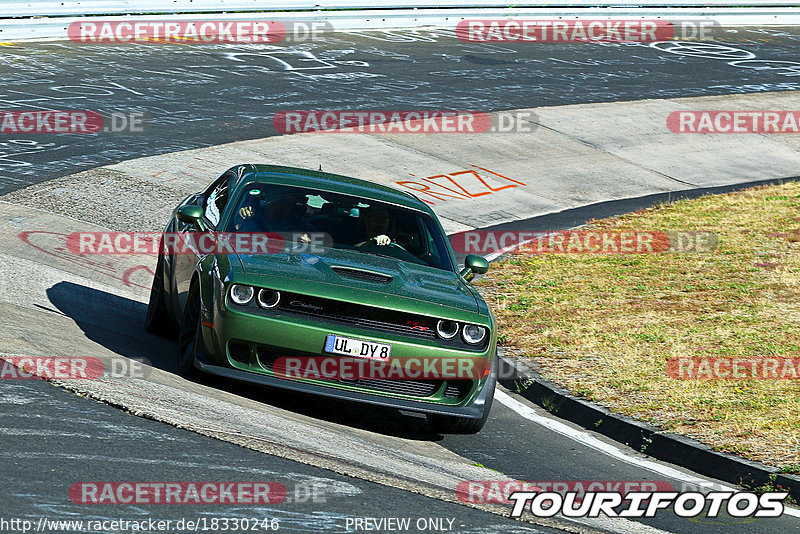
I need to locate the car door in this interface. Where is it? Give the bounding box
[173,170,235,315]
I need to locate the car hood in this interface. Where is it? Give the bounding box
[233,247,479,316]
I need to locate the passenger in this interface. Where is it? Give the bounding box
[263,192,306,232]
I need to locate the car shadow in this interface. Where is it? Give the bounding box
[46,281,444,441]
[45,281,177,371]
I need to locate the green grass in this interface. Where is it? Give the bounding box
[477,181,800,469]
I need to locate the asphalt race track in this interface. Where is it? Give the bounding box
[2,25,800,534]
[2,26,800,193]
[2,379,545,533]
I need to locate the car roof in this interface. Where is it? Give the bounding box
[242,164,427,211]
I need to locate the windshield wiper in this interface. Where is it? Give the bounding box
[364,251,398,261]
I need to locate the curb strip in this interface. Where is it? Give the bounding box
[496,353,800,502]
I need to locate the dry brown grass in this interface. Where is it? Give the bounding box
[477,182,800,469]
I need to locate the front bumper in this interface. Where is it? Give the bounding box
[200,296,496,418]
[194,355,496,418]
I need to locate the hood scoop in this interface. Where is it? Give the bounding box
[331,266,393,284]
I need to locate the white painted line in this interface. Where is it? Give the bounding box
[495,389,800,519]
[482,225,590,262]
[484,237,536,262]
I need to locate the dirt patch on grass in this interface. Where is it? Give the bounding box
[477,182,800,469]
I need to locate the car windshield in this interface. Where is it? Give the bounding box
[225,183,454,271]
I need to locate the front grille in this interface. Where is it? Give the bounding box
[353,378,440,397]
[331,266,392,284]
[229,342,251,364]
[234,288,489,351]
[444,381,473,399]
[274,293,437,340]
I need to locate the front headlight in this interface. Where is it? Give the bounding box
[257,288,281,309]
[462,324,487,345]
[436,320,459,340]
[229,284,254,305]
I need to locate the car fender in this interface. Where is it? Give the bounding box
[194,255,220,364]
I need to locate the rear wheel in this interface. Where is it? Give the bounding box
[175,282,203,376]
[145,253,177,336]
[427,370,496,434]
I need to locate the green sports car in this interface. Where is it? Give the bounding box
[145,164,497,433]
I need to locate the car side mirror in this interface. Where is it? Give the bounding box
[177,204,203,225]
[460,254,490,282]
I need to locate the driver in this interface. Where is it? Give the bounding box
[356,206,392,247]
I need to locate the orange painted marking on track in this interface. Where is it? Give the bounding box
[394,166,527,205]
[471,165,527,186]
[422,175,472,198]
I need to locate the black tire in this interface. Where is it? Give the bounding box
[175,282,203,376]
[427,369,496,434]
[145,253,177,337]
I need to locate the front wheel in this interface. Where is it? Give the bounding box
[427,369,496,434]
[175,282,203,376]
[145,253,177,337]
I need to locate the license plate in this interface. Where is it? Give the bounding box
[324,334,391,361]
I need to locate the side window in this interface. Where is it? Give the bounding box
[203,173,232,228]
